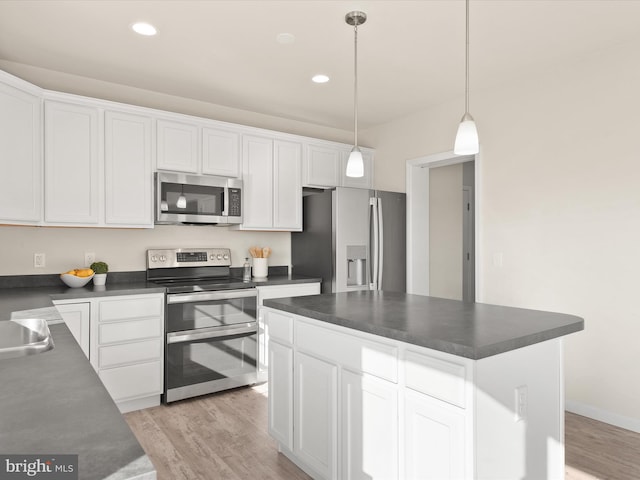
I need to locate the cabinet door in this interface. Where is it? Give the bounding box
[241,135,273,229]
[156,119,199,173]
[268,339,294,450]
[104,111,153,226]
[273,140,302,230]
[295,351,338,479]
[44,100,100,224]
[0,81,41,223]
[341,370,399,480]
[404,390,466,480]
[55,302,90,358]
[202,127,240,177]
[304,144,341,188]
[341,149,374,189]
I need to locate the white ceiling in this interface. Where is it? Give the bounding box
[1,0,640,131]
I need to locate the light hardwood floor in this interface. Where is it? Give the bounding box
[125,386,640,480]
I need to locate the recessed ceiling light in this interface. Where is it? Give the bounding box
[132,22,157,36]
[276,33,295,44]
[312,74,330,84]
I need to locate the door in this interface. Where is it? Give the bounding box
[242,135,274,229]
[0,80,41,224]
[44,100,100,224]
[333,187,371,293]
[104,110,153,226]
[341,369,399,479]
[156,119,199,173]
[404,390,466,479]
[273,140,302,230]
[294,351,338,479]
[462,187,475,302]
[376,191,406,292]
[268,339,294,450]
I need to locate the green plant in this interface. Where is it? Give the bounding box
[90,261,109,274]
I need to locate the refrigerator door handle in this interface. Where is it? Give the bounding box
[377,198,384,290]
[370,197,379,290]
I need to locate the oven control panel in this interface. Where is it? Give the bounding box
[147,248,232,268]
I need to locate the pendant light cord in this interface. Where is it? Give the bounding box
[353,20,359,148]
[464,0,470,115]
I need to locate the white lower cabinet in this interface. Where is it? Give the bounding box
[341,370,398,480]
[53,300,90,357]
[257,282,320,382]
[403,390,465,480]
[268,339,294,450]
[265,307,565,480]
[55,293,164,413]
[92,293,164,413]
[294,351,338,480]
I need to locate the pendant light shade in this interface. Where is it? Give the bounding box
[454,112,479,155]
[346,147,364,177]
[454,0,479,155]
[345,11,366,178]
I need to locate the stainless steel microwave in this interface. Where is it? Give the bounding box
[155,172,242,225]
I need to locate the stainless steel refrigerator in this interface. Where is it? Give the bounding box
[292,187,406,293]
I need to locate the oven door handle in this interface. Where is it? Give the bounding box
[167,322,257,344]
[166,288,257,304]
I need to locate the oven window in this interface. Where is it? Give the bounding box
[167,297,257,331]
[160,182,224,216]
[166,332,257,389]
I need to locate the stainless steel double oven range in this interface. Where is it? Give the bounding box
[147,248,257,403]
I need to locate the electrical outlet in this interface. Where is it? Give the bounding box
[515,385,527,422]
[85,252,95,267]
[34,253,46,268]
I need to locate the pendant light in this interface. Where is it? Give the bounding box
[345,11,366,178]
[454,0,479,155]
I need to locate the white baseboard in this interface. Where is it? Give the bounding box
[566,400,640,434]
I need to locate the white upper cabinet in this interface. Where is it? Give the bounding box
[239,135,302,231]
[0,75,42,224]
[273,140,302,229]
[44,100,100,225]
[202,127,240,177]
[304,143,343,188]
[156,119,199,173]
[242,135,273,229]
[156,118,241,177]
[104,110,153,227]
[304,142,373,189]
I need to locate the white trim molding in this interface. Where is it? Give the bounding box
[566,400,640,434]
[405,150,482,301]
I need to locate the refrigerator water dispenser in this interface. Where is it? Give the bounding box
[347,245,367,286]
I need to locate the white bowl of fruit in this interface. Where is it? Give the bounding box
[60,268,94,288]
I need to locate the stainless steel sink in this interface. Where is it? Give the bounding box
[0,318,54,360]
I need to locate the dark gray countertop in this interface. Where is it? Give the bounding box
[264,291,584,360]
[252,274,322,287]
[0,322,154,479]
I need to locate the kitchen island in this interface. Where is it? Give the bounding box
[263,291,584,480]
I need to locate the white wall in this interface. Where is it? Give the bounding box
[0,225,290,275]
[429,163,463,300]
[363,38,640,429]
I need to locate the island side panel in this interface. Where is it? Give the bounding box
[474,338,564,480]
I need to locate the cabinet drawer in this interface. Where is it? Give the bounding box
[267,310,294,344]
[297,320,398,383]
[404,350,467,408]
[98,295,163,322]
[98,338,162,368]
[258,283,320,303]
[98,317,162,345]
[99,361,162,402]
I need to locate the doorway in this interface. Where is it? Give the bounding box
[406,150,480,301]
